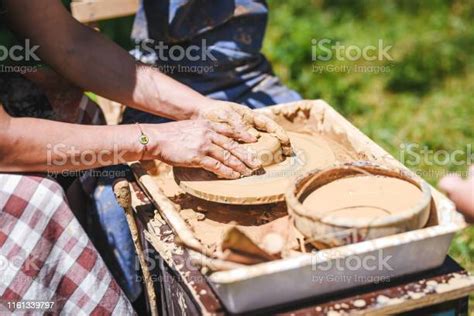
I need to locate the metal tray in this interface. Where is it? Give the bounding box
[137,100,466,314]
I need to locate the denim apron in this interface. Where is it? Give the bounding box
[123,0,301,123]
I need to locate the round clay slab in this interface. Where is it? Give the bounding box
[173,132,337,204]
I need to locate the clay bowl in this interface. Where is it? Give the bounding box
[285,162,432,248]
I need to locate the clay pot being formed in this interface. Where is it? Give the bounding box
[285,162,432,248]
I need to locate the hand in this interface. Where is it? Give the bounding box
[143,120,262,179]
[439,166,474,223]
[193,100,293,156]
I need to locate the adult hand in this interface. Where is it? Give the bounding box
[143,120,262,179]
[193,100,293,156]
[439,166,474,223]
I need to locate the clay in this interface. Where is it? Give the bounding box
[302,175,423,224]
[173,193,293,258]
[242,133,284,167]
[221,227,279,263]
[174,132,341,205]
[261,233,285,255]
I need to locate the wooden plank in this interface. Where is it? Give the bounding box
[71,0,139,23]
[282,269,474,315]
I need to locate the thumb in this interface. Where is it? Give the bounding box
[438,174,463,196]
[439,174,474,223]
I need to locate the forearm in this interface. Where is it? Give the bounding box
[0,116,142,173]
[4,0,209,120]
[37,24,206,120]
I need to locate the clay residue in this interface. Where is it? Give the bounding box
[432,273,474,294]
[172,192,302,258]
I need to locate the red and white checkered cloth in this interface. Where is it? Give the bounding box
[0,174,135,315]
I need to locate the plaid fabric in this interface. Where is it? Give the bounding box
[0,174,135,315]
[76,95,106,126]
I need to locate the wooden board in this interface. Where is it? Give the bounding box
[71,0,139,23]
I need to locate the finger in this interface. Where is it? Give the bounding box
[207,143,253,176]
[225,110,256,143]
[253,113,293,156]
[439,174,474,218]
[247,127,260,139]
[211,132,262,169]
[229,103,255,124]
[200,157,240,179]
[439,174,463,196]
[208,122,240,139]
[231,104,292,154]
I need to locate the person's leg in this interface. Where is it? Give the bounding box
[0,173,134,315]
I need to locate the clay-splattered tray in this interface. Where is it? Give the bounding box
[133,100,467,314]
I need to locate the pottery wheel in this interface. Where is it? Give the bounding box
[173,132,337,205]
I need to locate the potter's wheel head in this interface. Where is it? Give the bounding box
[173,132,337,205]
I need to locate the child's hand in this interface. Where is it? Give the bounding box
[439,166,474,223]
